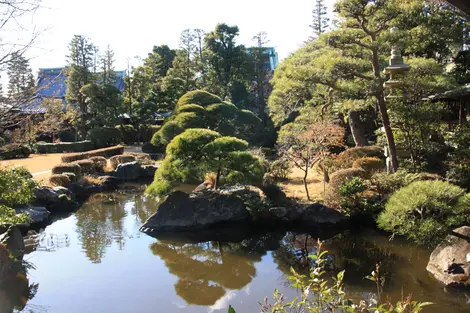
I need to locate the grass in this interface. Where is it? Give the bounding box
[278,166,326,203]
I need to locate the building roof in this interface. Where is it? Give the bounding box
[21,68,126,114]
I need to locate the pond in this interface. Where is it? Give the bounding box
[5,185,470,313]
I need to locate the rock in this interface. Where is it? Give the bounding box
[140,165,158,178]
[286,206,305,222]
[114,161,142,181]
[141,190,251,232]
[14,206,49,225]
[98,175,120,188]
[192,182,212,193]
[33,185,78,213]
[0,226,25,260]
[34,186,60,205]
[427,226,470,288]
[52,186,71,197]
[269,207,288,219]
[301,203,349,227]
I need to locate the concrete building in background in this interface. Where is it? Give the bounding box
[247,47,279,71]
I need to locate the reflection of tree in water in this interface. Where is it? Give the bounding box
[0,261,39,313]
[75,193,129,263]
[132,194,160,225]
[150,233,281,306]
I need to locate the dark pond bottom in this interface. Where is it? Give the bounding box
[4,186,470,313]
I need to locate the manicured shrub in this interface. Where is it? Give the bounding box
[74,159,95,174]
[336,146,384,169]
[110,155,136,170]
[150,120,184,146]
[352,157,385,177]
[49,174,71,187]
[116,124,137,145]
[36,141,93,154]
[0,144,31,160]
[88,127,122,148]
[61,146,124,163]
[371,170,420,195]
[62,172,77,183]
[377,180,470,245]
[329,168,367,190]
[52,163,82,176]
[142,142,163,154]
[58,131,76,142]
[0,166,38,208]
[175,90,222,109]
[140,125,161,142]
[89,156,107,172]
[176,104,205,115]
[269,159,291,180]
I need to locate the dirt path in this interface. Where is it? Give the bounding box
[279,167,326,203]
[0,153,64,184]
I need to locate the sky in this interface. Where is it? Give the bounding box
[19,0,336,74]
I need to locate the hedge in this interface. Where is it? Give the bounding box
[89,156,107,172]
[0,144,32,160]
[116,124,137,145]
[49,174,71,187]
[74,159,95,174]
[61,145,124,163]
[36,141,93,154]
[88,127,122,148]
[52,163,82,176]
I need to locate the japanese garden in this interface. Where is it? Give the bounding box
[2,0,470,312]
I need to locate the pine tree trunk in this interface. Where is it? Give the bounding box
[348,110,368,147]
[303,165,311,201]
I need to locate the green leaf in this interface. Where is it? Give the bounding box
[228,305,236,313]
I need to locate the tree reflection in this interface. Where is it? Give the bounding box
[150,233,280,306]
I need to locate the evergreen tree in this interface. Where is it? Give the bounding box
[100,45,116,86]
[7,52,35,103]
[310,0,329,39]
[65,35,96,138]
[251,31,270,116]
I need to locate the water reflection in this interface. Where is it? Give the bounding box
[150,233,283,306]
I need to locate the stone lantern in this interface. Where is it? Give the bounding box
[383,27,410,98]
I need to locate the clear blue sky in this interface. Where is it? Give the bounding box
[24,0,335,73]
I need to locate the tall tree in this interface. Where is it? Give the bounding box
[204,23,251,106]
[65,35,96,138]
[7,52,35,103]
[100,45,116,86]
[193,29,207,87]
[310,0,329,39]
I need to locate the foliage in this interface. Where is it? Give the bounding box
[82,83,124,127]
[269,159,291,181]
[147,129,264,197]
[151,91,263,147]
[277,118,344,200]
[377,180,470,245]
[0,205,30,225]
[52,163,82,176]
[109,155,136,170]
[336,146,384,169]
[233,241,432,313]
[352,157,385,177]
[0,144,31,160]
[444,126,470,188]
[0,166,37,208]
[87,127,122,148]
[61,145,124,163]
[310,0,329,38]
[36,141,93,154]
[49,174,71,187]
[116,124,137,145]
[371,170,420,195]
[145,180,174,199]
[74,159,95,175]
[7,52,35,103]
[89,156,107,173]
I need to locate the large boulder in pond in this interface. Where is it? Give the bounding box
[33,186,78,213]
[141,190,251,232]
[427,226,470,288]
[301,203,349,227]
[14,206,49,225]
[0,226,25,260]
[114,161,142,181]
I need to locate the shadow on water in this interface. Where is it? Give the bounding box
[8,186,470,312]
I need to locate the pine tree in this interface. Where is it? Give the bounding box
[7,52,35,103]
[65,35,95,138]
[310,0,329,38]
[100,45,116,86]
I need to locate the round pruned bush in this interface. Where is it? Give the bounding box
[89,156,107,172]
[175,90,222,109]
[377,180,470,245]
[352,157,385,177]
[150,120,184,146]
[371,169,420,195]
[116,124,137,145]
[74,159,95,175]
[88,127,122,148]
[269,159,291,181]
[52,163,82,176]
[49,174,71,187]
[110,155,136,170]
[62,172,77,183]
[336,146,384,169]
[176,104,206,115]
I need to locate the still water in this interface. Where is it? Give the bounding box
[7,185,470,313]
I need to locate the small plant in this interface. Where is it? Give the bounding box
[371,170,420,195]
[89,156,107,172]
[74,159,95,174]
[0,166,38,208]
[0,205,31,225]
[52,163,82,176]
[269,159,291,181]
